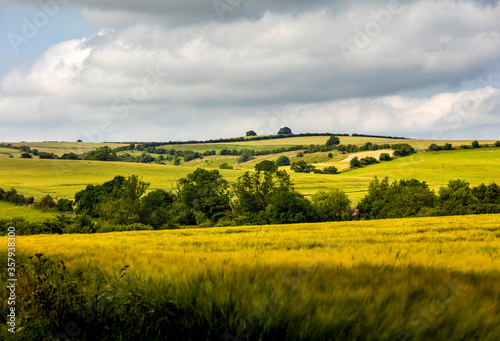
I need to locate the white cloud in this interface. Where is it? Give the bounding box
[0,0,499,141]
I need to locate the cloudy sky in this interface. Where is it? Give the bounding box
[1,0,499,142]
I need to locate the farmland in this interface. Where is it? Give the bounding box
[1,138,499,205]
[1,214,499,340]
[1,136,500,340]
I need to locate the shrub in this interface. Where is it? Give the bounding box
[471,140,480,148]
[255,160,277,172]
[55,198,73,212]
[312,189,352,221]
[219,163,233,170]
[379,153,391,161]
[290,160,315,173]
[38,195,56,210]
[350,157,361,168]
[275,155,291,166]
[322,166,338,174]
[325,136,340,147]
[21,152,33,158]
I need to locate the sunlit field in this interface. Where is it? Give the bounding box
[1,146,500,206]
[2,214,499,340]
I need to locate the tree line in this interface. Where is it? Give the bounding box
[3,168,500,236]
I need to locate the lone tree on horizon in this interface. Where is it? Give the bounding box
[246,130,257,136]
[278,127,292,135]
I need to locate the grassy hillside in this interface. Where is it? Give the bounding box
[0,147,499,206]
[2,214,499,340]
[0,202,57,222]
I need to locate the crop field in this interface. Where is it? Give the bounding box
[2,214,499,340]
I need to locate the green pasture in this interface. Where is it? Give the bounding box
[0,201,57,222]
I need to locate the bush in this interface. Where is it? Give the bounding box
[290,160,315,173]
[276,156,290,166]
[312,189,352,221]
[55,198,73,212]
[360,157,378,166]
[322,166,338,174]
[21,152,33,158]
[325,136,340,147]
[219,163,233,170]
[471,140,480,148]
[379,153,391,161]
[38,195,56,210]
[255,160,277,172]
[350,157,361,168]
[238,149,254,163]
[495,141,500,147]
[246,130,257,136]
[264,191,319,224]
[277,127,292,135]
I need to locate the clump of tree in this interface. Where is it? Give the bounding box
[219,163,233,170]
[392,143,415,157]
[358,177,437,219]
[275,155,290,166]
[246,130,257,136]
[39,152,60,159]
[313,166,338,174]
[428,143,453,151]
[84,146,117,161]
[325,136,340,147]
[312,189,352,221]
[255,160,278,172]
[238,149,254,163]
[171,168,231,226]
[61,153,81,160]
[20,153,33,158]
[278,127,292,135]
[232,168,319,225]
[379,153,392,161]
[0,187,34,206]
[290,160,316,173]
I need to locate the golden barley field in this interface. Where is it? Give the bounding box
[3,214,499,340]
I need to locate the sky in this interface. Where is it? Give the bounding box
[0,0,499,142]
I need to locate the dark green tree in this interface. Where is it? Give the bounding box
[255,160,278,172]
[275,155,291,167]
[246,130,257,136]
[173,168,231,225]
[312,189,351,221]
[238,149,254,163]
[290,160,315,173]
[139,189,175,228]
[325,136,340,147]
[350,157,361,168]
[55,198,73,212]
[471,140,480,148]
[20,153,33,158]
[278,127,292,135]
[84,146,118,161]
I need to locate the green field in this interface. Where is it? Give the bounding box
[0,202,57,222]
[1,136,499,340]
[1,146,499,206]
[2,214,499,340]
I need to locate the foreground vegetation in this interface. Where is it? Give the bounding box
[1,214,499,340]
